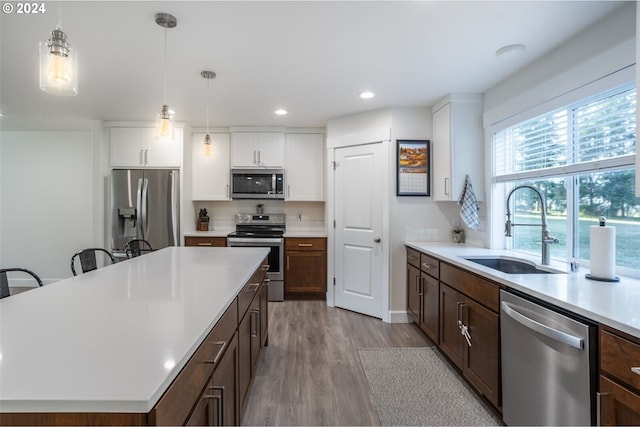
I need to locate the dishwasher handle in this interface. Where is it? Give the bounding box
[501,301,584,350]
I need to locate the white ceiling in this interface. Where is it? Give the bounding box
[0,1,626,131]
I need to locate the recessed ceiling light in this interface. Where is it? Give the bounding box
[495,44,526,58]
[359,91,375,99]
[274,109,288,116]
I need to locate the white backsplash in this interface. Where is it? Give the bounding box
[193,200,325,232]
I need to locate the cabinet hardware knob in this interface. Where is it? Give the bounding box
[374,237,381,243]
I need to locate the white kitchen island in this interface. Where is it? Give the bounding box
[0,246,269,425]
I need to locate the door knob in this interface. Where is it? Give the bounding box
[374,237,381,243]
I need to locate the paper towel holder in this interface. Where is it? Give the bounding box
[585,216,620,282]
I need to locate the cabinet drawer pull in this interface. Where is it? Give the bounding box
[205,340,227,365]
[298,243,313,247]
[408,255,417,262]
[422,263,432,270]
[198,242,213,246]
[250,309,260,338]
[246,283,260,293]
[632,367,640,376]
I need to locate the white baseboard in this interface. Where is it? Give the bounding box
[388,310,411,323]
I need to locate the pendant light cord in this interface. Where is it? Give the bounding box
[57,1,62,29]
[163,27,168,105]
[206,78,210,134]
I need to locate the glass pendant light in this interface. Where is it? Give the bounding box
[201,70,216,157]
[39,6,77,96]
[155,13,177,138]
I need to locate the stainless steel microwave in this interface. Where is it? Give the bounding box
[231,168,285,199]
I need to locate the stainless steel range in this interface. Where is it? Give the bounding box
[227,213,285,301]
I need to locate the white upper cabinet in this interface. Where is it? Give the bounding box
[231,132,284,168]
[432,94,484,202]
[192,133,231,201]
[285,133,325,201]
[110,127,182,168]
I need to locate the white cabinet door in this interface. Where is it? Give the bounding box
[147,128,182,167]
[110,127,182,167]
[231,132,259,167]
[432,94,484,202]
[110,128,147,167]
[231,132,284,168]
[256,132,284,167]
[192,133,231,200]
[285,133,324,201]
[432,104,452,201]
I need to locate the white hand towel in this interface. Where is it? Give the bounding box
[458,175,480,230]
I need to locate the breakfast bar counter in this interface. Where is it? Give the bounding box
[0,247,269,420]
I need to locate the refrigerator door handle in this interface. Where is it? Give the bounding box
[170,171,179,245]
[501,301,584,349]
[141,178,149,240]
[136,177,144,238]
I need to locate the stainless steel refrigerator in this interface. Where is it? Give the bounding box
[110,169,180,258]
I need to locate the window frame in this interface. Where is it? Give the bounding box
[489,81,637,278]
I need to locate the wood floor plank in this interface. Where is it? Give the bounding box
[241,301,433,426]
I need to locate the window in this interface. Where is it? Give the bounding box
[493,84,639,276]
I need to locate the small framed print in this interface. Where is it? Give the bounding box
[397,139,430,196]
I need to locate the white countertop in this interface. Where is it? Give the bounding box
[0,246,269,413]
[406,242,640,339]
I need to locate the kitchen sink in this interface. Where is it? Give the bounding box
[462,256,564,274]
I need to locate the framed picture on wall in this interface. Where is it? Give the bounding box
[396,139,430,196]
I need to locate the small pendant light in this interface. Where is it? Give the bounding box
[155,13,177,138]
[201,70,216,157]
[39,5,77,96]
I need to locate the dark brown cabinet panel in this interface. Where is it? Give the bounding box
[461,297,500,407]
[406,247,439,344]
[406,263,421,324]
[600,376,640,426]
[285,238,327,298]
[419,272,439,344]
[212,333,239,426]
[439,283,465,369]
[184,236,227,247]
[599,327,640,425]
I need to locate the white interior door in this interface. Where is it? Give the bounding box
[334,142,384,318]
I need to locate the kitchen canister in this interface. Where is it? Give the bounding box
[586,216,619,282]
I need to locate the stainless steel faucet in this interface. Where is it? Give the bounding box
[505,185,559,265]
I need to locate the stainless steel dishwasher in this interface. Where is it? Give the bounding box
[500,290,597,426]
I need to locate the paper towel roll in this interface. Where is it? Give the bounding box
[590,225,616,280]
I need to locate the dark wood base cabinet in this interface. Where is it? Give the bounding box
[406,248,439,343]
[438,263,500,408]
[406,247,501,411]
[599,327,640,425]
[285,238,327,299]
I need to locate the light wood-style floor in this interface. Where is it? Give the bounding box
[241,300,434,426]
